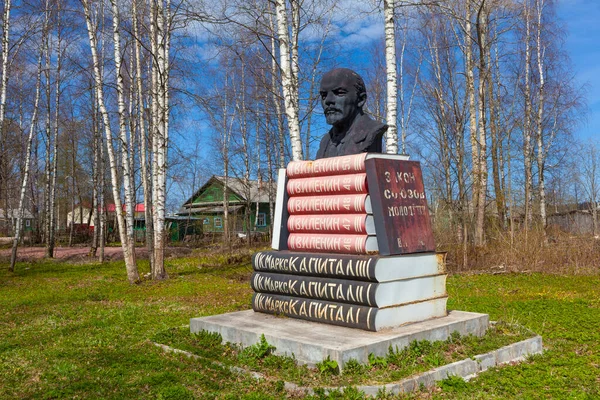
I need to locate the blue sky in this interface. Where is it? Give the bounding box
[165,1,599,210]
[557,0,600,139]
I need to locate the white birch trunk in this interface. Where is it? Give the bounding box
[158,0,170,278]
[222,96,230,248]
[587,144,599,236]
[151,0,169,279]
[0,0,10,146]
[68,138,75,247]
[268,11,285,167]
[237,63,251,242]
[523,0,534,230]
[274,0,303,161]
[0,0,11,214]
[90,83,100,257]
[48,3,61,258]
[82,0,139,283]
[110,0,137,266]
[593,194,599,237]
[290,0,300,122]
[465,3,479,222]
[9,46,43,272]
[383,0,398,154]
[150,0,160,259]
[128,53,136,209]
[99,130,106,263]
[255,105,261,234]
[220,74,233,248]
[535,0,546,230]
[132,0,155,271]
[43,10,52,254]
[475,2,489,246]
[398,20,406,154]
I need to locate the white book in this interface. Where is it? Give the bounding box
[374,296,448,331]
[271,168,289,250]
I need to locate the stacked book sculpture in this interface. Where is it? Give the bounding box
[252,153,447,331]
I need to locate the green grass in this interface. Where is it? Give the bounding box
[1,251,599,399]
[153,321,533,389]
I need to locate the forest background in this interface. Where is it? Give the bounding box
[0,0,598,282]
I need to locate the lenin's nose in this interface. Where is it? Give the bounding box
[324,91,335,105]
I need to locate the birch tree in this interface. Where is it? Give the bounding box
[0,0,11,194]
[45,0,62,258]
[206,70,235,248]
[270,18,286,168]
[82,0,140,283]
[444,0,480,243]
[149,0,170,279]
[488,25,505,227]
[534,0,547,230]
[43,2,54,252]
[235,61,252,244]
[579,140,599,237]
[397,11,422,155]
[109,0,138,266]
[90,81,100,257]
[383,0,398,154]
[417,7,469,263]
[522,0,534,230]
[9,28,44,272]
[274,0,303,161]
[132,0,155,271]
[98,120,106,262]
[474,0,489,246]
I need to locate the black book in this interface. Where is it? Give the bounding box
[251,271,447,308]
[252,292,448,331]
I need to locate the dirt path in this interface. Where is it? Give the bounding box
[0,246,192,263]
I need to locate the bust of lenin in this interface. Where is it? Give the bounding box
[315,68,388,159]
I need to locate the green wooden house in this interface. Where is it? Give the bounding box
[0,208,35,236]
[178,176,274,236]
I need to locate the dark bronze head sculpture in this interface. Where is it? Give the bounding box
[315,68,387,159]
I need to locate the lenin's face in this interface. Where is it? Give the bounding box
[319,71,364,127]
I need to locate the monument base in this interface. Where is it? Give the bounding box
[190,310,489,369]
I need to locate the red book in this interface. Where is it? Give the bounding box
[287,194,372,215]
[288,233,378,254]
[287,214,376,234]
[287,173,368,196]
[287,153,367,179]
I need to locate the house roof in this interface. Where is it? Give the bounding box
[183,175,272,207]
[0,208,34,219]
[178,205,244,215]
[548,209,592,217]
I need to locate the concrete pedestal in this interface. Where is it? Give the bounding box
[190,310,489,369]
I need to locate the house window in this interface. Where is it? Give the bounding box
[25,220,31,227]
[214,217,222,228]
[203,218,210,225]
[256,213,266,227]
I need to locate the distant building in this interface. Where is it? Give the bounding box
[178,176,273,235]
[66,206,95,229]
[547,210,596,235]
[0,208,35,236]
[67,203,146,238]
